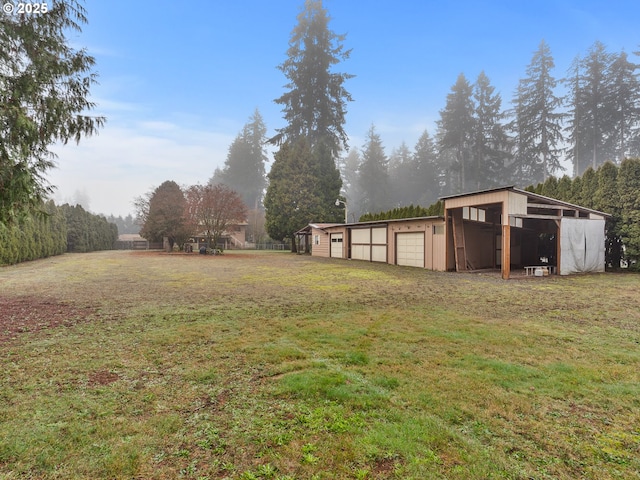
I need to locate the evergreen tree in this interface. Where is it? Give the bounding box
[565,41,616,175]
[580,167,598,209]
[265,0,347,245]
[388,142,415,206]
[413,130,441,205]
[555,175,573,201]
[272,0,353,156]
[437,73,475,192]
[358,125,389,214]
[60,203,116,253]
[569,175,583,205]
[138,181,189,250]
[0,0,104,225]
[595,161,622,268]
[617,158,640,269]
[608,51,640,162]
[510,40,564,184]
[339,147,363,221]
[472,71,511,189]
[264,139,329,247]
[540,176,558,199]
[212,109,267,209]
[311,140,344,219]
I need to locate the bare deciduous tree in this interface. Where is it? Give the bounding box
[184,184,248,250]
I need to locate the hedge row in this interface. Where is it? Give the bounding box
[0,202,118,265]
[0,201,66,265]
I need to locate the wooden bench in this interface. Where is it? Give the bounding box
[524,265,556,276]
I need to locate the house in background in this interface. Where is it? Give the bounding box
[299,186,610,279]
[184,222,248,251]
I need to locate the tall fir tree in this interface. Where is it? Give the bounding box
[472,71,512,189]
[510,40,564,184]
[339,148,363,222]
[437,73,475,192]
[565,41,616,175]
[437,73,475,193]
[358,125,390,214]
[388,142,415,207]
[608,51,640,161]
[413,130,441,206]
[265,0,348,245]
[271,0,353,156]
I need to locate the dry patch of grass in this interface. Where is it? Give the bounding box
[1,250,639,479]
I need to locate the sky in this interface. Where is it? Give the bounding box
[47,0,640,217]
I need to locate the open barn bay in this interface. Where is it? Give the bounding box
[1,251,639,479]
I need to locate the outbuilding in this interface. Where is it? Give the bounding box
[300,186,610,279]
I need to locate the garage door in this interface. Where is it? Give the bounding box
[350,227,387,262]
[397,232,424,267]
[330,233,343,258]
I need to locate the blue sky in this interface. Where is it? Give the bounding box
[49,0,640,216]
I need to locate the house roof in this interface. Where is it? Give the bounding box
[440,185,611,218]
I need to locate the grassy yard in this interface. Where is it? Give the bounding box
[1,250,639,479]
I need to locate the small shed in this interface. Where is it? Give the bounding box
[296,223,346,257]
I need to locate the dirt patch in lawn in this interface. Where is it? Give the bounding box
[0,296,96,345]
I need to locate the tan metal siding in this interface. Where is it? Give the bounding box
[311,227,330,257]
[432,224,446,271]
[388,218,446,271]
[444,191,510,210]
[507,191,528,219]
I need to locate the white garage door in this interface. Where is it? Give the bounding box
[330,233,343,258]
[350,227,387,262]
[397,232,424,267]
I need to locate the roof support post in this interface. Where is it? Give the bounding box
[502,224,511,280]
[554,219,561,275]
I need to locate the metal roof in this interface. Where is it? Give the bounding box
[440,185,611,218]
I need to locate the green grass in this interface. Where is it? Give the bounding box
[1,250,639,479]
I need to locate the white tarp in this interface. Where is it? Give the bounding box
[559,218,605,275]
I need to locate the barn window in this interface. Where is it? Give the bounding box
[314,235,320,245]
[463,207,487,222]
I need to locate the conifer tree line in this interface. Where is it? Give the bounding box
[60,204,118,254]
[343,40,640,221]
[217,1,640,250]
[0,202,118,265]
